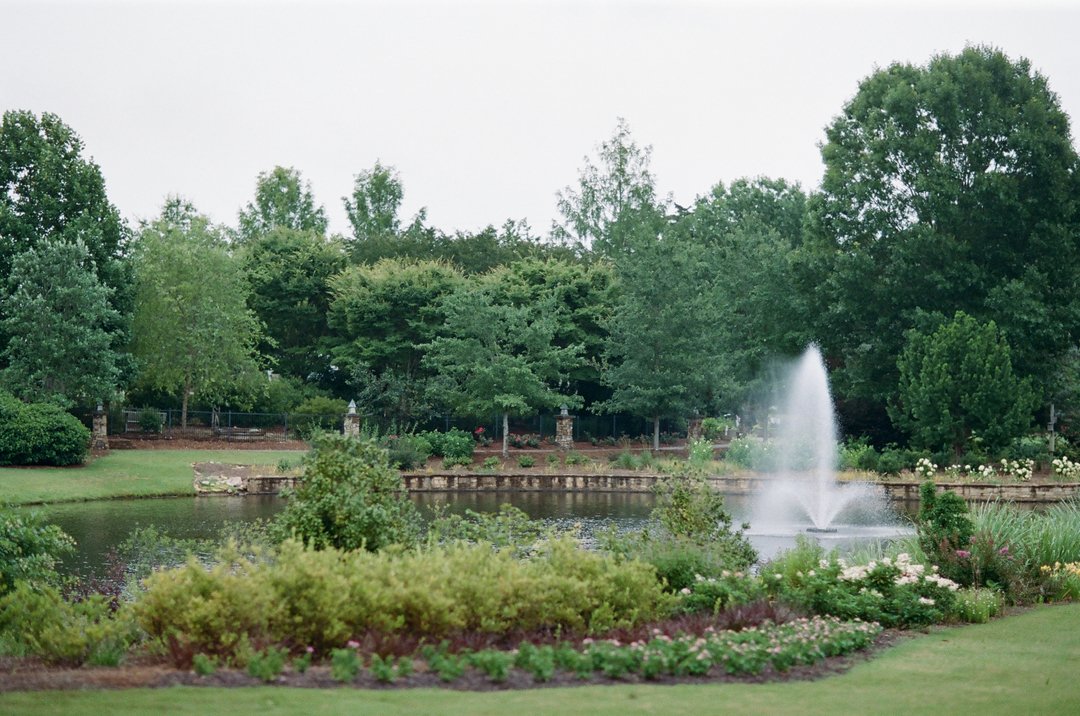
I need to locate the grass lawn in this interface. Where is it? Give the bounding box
[0,449,305,505]
[1,604,1077,715]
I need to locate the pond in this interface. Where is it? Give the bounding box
[35,491,916,579]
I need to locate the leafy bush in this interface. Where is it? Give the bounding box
[517,455,536,468]
[839,438,879,472]
[722,437,776,471]
[331,646,361,682]
[0,583,136,666]
[876,446,915,476]
[610,451,637,470]
[677,571,765,614]
[137,407,163,434]
[192,653,218,676]
[289,396,348,439]
[271,433,422,552]
[1007,435,1050,464]
[383,433,432,470]
[421,429,475,459]
[564,452,589,466]
[0,507,75,595]
[480,456,500,471]
[428,504,555,554]
[134,538,673,664]
[700,417,731,441]
[442,455,472,469]
[246,646,288,682]
[0,392,89,466]
[652,473,755,558]
[687,438,714,467]
[917,482,974,581]
[764,541,959,628]
[951,587,1004,623]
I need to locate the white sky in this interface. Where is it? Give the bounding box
[2,0,1078,238]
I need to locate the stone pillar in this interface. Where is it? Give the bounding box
[555,404,574,451]
[92,404,109,451]
[687,417,703,441]
[344,400,360,437]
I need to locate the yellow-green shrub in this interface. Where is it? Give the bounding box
[135,538,672,664]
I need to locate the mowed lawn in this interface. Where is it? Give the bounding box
[1,604,1077,715]
[0,449,306,505]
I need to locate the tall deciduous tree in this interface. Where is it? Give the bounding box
[600,208,722,449]
[236,166,328,243]
[132,198,261,427]
[423,284,583,457]
[0,239,121,407]
[808,46,1080,428]
[344,161,406,243]
[243,227,345,379]
[892,312,1036,456]
[553,119,662,257]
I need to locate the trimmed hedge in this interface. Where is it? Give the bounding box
[0,392,89,466]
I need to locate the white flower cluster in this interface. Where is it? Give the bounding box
[974,463,998,481]
[836,553,959,592]
[999,458,1034,482]
[914,457,937,479]
[1052,456,1080,480]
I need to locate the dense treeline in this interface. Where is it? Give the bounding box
[1,46,1078,458]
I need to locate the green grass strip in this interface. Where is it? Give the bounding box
[0,449,304,505]
[1,604,1077,715]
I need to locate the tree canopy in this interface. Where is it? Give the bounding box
[236,166,328,243]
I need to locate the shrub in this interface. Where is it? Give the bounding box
[723,437,775,471]
[480,456,500,471]
[686,438,714,467]
[0,583,136,666]
[564,452,589,466]
[0,508,75,595]
[840,438,879,472]
[331,646,361,682]
[610,451,637,470]
[876,446,914,475]
[428,504,554,554]
[442,455,472,469]
[383,433,432,470]
[677,571,765,614]
[289,396,348,439]
[700,417,731,441]
[422,429,474,459]
[137,407,163,434]
[517,455,536,468]
[0,392,89,466]
[652,473,755,558]
[917,482,974,582]
[192,653,218,676]
[271,433,422,552]
[134,538,673,664]
[246,646,288,682]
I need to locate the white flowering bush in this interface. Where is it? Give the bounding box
[914,457,937,479]
[765,541,959,628]
[1051,456,1080,481]
[973,463,998,481]
[999,458,1034,482]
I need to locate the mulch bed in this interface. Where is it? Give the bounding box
[0,630,908,693]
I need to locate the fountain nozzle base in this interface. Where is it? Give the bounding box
[805,527,838,534]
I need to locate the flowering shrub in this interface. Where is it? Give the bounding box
[951,587,1004,623]
[1051,456,1080,481]
[766,544,958,628]
[677,571,765,614]
[999,458,1033,482]
[1039,562,1080,601]
[914,457,937,479]
[974,463,998,481]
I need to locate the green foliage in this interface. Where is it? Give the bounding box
[272,433,421,552]
[687,438,714,467]
[134,537,671,664]
[289,396,348,439]
[0,392,90,466]
[809,47,1080,424]
[421,428,474,459]
[839,438,879,472]
[383,433,432,470]
[765,542,958,628]
[469,649,515,683]
[652,473,754,558]
[893,312,1036,456]
[236,166,328,243]
[330,647,361,682]
[246,646,288,682]
[0,506,75,594]
[917,482,975,577]
[241,226,343,379]
[0,583,136,666]
[517,455,536,468]
[951,587,1004,624]
[564,451,589,466]
[0,238,122,407]
[723,437,776,471]
[192,653,218,676]
[700,417,730,441]
[876,446,915,476]
[442,455,472,469]
[344,161,405,243]
[677,571,764,615]
[427,504,555,555]
[422,282,583,456]
[480,456,500,471]
[131,198,261,426]
[137,407,163,434]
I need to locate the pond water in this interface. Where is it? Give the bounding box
[36,491,916,579]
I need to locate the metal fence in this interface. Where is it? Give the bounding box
[110,408,686,443]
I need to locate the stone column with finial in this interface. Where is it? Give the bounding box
[92,403,109,451]
[555,404,574,451]
[344,400,360,437]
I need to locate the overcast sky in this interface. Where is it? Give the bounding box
[2,1,1078,238]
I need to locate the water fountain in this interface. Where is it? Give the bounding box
[747,346,907,557]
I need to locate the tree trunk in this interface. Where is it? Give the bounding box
[653,415,660,452]
[502,412,510,458]
[181,378,191,430]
